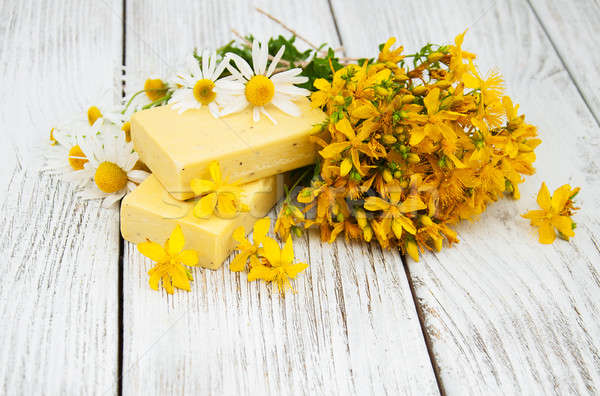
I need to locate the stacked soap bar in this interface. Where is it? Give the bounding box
[130,98,325,200]
[121,175,282,269]
[121,100,325,269]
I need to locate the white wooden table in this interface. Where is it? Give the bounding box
[2,1,600,394]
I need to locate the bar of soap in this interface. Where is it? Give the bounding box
[130,98,325,200]
[121,175,282,269]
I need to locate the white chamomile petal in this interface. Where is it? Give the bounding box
[266,45,285,77]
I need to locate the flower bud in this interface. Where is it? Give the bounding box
[427,52,444,62]
[383,169,394,183]
[382,134,397,144]
[412,86,427,96]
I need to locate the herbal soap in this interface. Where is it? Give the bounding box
[121,175,282,269]
[130,98,325,200]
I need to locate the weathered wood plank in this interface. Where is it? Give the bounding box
[528,0,600,123]
[121,1,438,394]
[330,0,600,393]
[0,1,122,394]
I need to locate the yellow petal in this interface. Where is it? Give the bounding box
[162,273,174,294]
[335,118,356,140]
[177,250,198,266]
[284,262,308,279]
[364,197,391,211]
[208,160,221,184]
[538,221,555,244]
[391,219,403,239]
[138,241,168,262]
[351,102,379,119]
[281,235,295,266]
[248,264,275,282]
[148,269,161,291]
[166,225,185,256]
[406,240,420,262]
[230,250,252,272]
[552,215,574,238]
[551,184,571,213]
[190,178,216,196]
[398,195,427,213]
[216,192,239,218]
[233,226,247,244]
[521,209,546,221]
[193,192,217,218]
[319,142,351,159]
[396,215,416,235]
[409,127,426,146]
[537,182,551,211]
[313,78,331,91]
[262,237,281,267]
[252,217,271,245]
[171,264,191,291]
[340,157,352,177]
[423,87,440,115]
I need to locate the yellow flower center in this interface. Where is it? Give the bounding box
[94,161,128,193]
[121,121,131,142]
[144,78,168,101]
[87,106,102,126]
[68,145,88,170]
[245,75,275,106]
[193,79,216,105]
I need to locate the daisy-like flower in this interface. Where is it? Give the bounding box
[168,50,229,117]
[78,119,150,207]
[137,225,199,294]
[221,39,310,124]
[42,123,91,186]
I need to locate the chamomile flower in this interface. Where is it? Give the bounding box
[122,66,172,112]
[42,123,91,186]
[221,39,310,124]
[78,119,149,207]
[168,50,230,117]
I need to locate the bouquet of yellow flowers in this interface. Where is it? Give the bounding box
[274,32,541,262]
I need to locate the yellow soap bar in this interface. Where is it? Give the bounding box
[130,98,325,200]
[121,175,282,269]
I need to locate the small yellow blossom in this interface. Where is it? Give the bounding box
[247,235,308,295]
[190,161,247,219]
[230,217,270,272]
[137,225,199,294]
[522,183,579,244]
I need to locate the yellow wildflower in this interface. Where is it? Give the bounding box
[522,183,579,244]
[190,161,247,218]
[274,201,305,240]
[230,217,270,272]
[247,235,308,294]
[137,225,199,294]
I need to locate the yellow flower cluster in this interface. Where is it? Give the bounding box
[522,183,579,244]
[275,33,541,261]
[231,217,308,294]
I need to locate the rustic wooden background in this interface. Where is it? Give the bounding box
[1,0,599,394]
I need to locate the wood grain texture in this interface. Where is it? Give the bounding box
[0,1,122,394]
[330,0,600,393]
[528,0,600,123]
[121,1,438,394]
